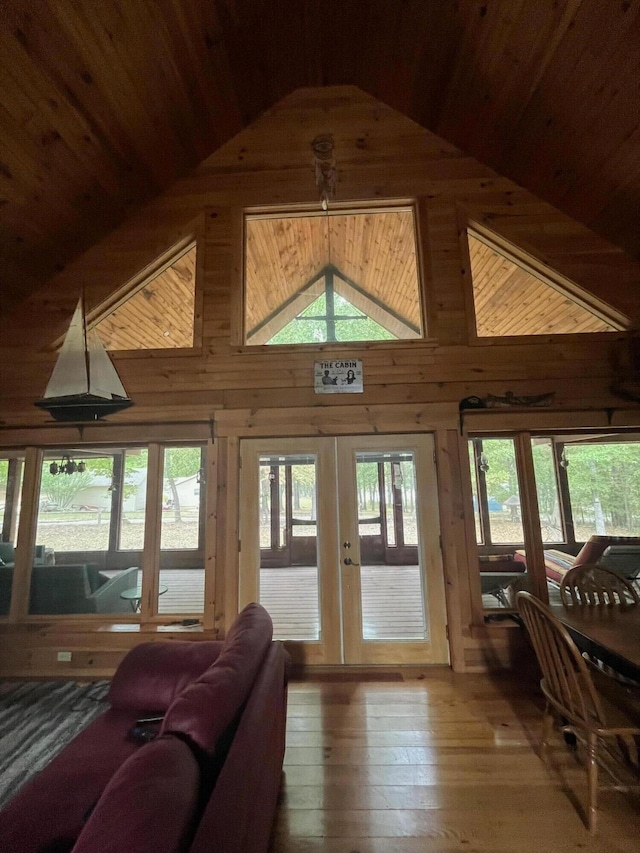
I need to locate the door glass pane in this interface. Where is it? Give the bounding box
[159,446,205,614]
[355,451,427,640]
[258,454,320,640]
[383,461,396,546]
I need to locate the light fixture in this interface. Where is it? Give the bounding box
[311,134,337,210]
[49,455,86,476]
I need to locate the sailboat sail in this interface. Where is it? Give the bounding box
[87,328,128,399]
[42,300,90,398]
[35,296,133,421]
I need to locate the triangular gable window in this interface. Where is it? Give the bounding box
[468,227,622,337]
[92,242,197,350]
[267,287,396,345]
[245,207,424,346]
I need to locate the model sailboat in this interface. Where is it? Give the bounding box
[35,298,133,421]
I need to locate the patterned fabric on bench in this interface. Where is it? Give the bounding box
[514,548,575,584]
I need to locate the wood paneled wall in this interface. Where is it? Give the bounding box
[1,87,639,676]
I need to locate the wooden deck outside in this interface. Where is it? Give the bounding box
[139,565,427,637]
[259,565,427,641]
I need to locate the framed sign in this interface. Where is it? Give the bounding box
[314,359,363,394]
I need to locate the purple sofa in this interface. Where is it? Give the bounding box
[0,603,290,853]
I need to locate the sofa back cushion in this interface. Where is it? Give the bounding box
[0,564,13,616]
[109,641,223,713]
[0,542,15,565]
[71,736,199,853]
[29,564,94,614]
[160,602,273,756]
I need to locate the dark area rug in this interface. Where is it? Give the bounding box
[0,680,109,809]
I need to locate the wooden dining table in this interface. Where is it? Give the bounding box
[550,601,640,682]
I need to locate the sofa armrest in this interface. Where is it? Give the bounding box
[89,566,139,614]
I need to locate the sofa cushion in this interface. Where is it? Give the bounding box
[109,641,223,713]
[71,736,200,853]
[514,548,575,584]
[29,564,93,614]
[0,709,141,853]
[160,603,273,756]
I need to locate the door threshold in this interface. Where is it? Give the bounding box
[290,663,452,681]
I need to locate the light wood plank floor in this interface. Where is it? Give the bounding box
[272,670,640,852]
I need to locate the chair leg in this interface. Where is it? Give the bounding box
[541,701,553,761]
[586,732,598,834]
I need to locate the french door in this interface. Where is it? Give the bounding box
[238,434,448,665]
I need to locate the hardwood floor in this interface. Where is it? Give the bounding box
[273,670,640,852]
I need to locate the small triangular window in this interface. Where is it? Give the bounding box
[468,228,621,337]
[93,243,197,350]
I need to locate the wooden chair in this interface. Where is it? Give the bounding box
[560,564,640,607]
[517,591,640,833]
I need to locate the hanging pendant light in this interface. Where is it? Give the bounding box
[35,294,133,422]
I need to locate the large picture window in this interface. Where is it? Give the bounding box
[244,206,424,345]
[17,444,205,618]
[468,432,640,613]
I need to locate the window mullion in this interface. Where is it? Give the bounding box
[474,440,492,546]
[514,433,548,603]
[553,440,576,546]
[139,443,163,620]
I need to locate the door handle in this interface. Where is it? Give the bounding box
[343,557,360,566]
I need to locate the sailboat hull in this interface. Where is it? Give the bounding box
[34,393,133,422]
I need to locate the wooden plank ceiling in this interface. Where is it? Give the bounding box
[1,0,639,318]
